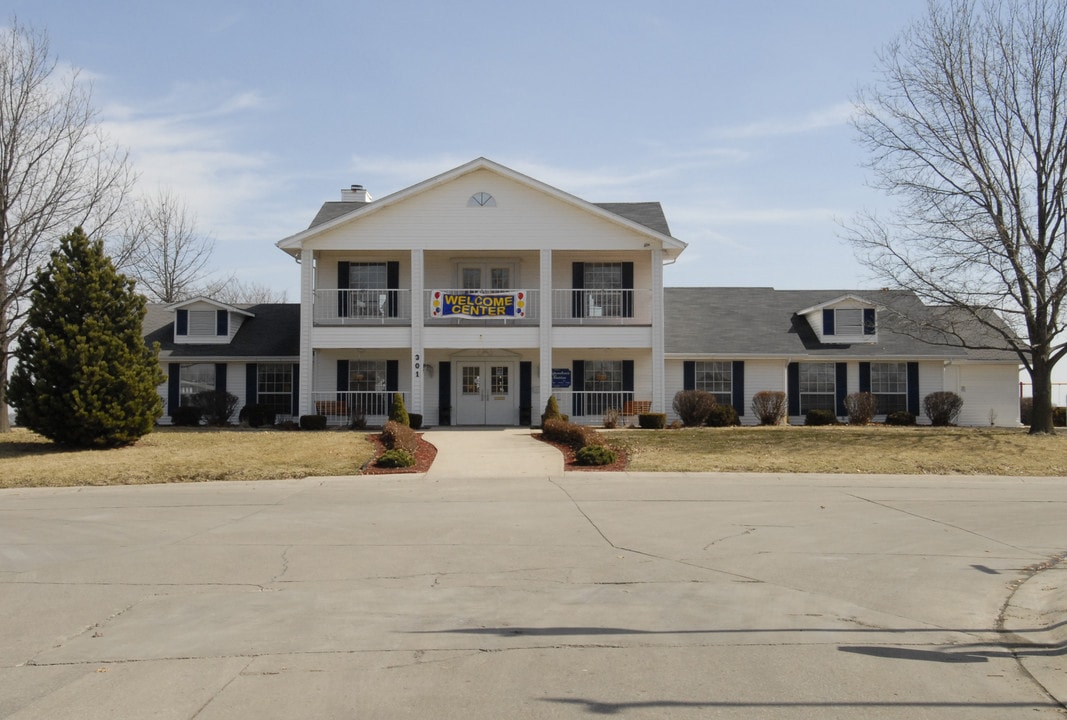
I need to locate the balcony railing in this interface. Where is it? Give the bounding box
[550,391,650,423]
[314,289,411,325]
[552,289,651,325]
[310,390,407,426]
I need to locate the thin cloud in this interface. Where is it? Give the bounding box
[707,102,855,140]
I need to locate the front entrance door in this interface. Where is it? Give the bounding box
[456,362,516,425]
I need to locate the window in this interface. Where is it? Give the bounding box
[823,308,877,337]
[468,192,496,207]
[258,363,293,416]
[584,262,624,317]
[694,361,732,405]
[799,362,835,414]
[490,366,509,394]
[349,360,389,415]
[871,362,908,414]
[459,263,512,291]
[348,262,388,319]
[179,363,215,404]
[583,360,623,415]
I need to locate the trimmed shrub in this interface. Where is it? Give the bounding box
[171,405,203,427]
[239,404,277,428]
[376,449,415,468]
[409,413,423,430]
[751,391,787,426]
[843,392,877,425]
[673,390,716,427]
[542,418,606,449]
[603,407,621,429]
[1056,407,1066,427]
[575,445,618,466]
[189,390,239,427]
[389,393,410,426]
[705,403,740,427]
[923,391,964,426]
[638,413,667,429]
[1020,397,1033,426]
[804,408,839,426]
[885,410,916,426]
[300,414,328,430]
[541,395,563,425]
[381,419,419,454]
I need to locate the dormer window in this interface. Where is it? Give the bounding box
[823,308,876,337]
[177,309,228,337]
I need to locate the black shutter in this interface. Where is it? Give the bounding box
[683,361,696,391]
[621,262,634,318]
[622,360,634,393]
[835,363,847,416]
[572,360,585,416]
[337,359,349,406]
[732,361,745,416]
[217,310,228,336]
[864,308,877,335]
[215,364,227,395]
[337,261,350,317]
[907,362,920,415]
[787,362,800,417]
[387,261,400,317]
[519,361,532,426]
[439,361,451,426]
[176,309,188,336]
[291,363,299,416]
[572,262,585,319]
[168,363,181,414]
[823,309,835,336]
[386,360,399,390]
[246,363,258,406]
[859,362,871,393]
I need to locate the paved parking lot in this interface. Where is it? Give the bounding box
[1,431,1065,718]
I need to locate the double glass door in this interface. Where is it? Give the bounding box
[456,362,515,425]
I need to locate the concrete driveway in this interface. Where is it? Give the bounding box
[1,430,1065,718]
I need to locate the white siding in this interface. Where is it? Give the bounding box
[944,362,1021,427]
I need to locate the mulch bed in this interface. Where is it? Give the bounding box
[533,433,629,472]
[362,433,438,474]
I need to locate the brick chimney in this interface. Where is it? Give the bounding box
[341,184,372,202]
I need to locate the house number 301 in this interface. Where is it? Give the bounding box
[414,354,420,378]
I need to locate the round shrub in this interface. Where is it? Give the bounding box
[409,413,423,430]
[804,408,839,426]
[923,391,964,426]
[575,444,617,466]
[377,448,415,468]
[705,404,740,427]
[171,405,203,427]
[300,414,328,430]
[843,392,877,425]
[751,391,787,425]
[239,404,277,428]
[673,390,715,427]
[885,410,916,426]
[638,413,667,429]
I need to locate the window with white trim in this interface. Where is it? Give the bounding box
[871,362,908,415]
[799,362,835,414]
[349,360,389,415]
[694,361,732,405]
[584,263,624,317]
[348,263,388,318]
[583,360,622,415]
[258,363,293,416]
[179,363,215,404]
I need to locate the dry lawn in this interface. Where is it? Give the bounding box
[0,427,377,489]
[611,425,1067,475]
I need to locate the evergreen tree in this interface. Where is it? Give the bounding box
[8,227,164,447]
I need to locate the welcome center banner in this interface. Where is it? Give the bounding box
[431,291,527,318]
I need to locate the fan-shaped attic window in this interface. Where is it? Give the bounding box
[468,192,496,207]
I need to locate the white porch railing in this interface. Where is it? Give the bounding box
[314,289,411,325]
[551,289,652,325]
[310,391,407,426]
[550,390,650,423]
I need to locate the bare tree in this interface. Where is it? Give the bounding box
[117,188,223,303]
[211,279,287,305]
[848,0,1067,434]
[0,18,133,432]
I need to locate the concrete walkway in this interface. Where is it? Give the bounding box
[422,426,564,478]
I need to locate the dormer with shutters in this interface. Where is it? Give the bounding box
[171,298,254,344]
[798,294,879,344]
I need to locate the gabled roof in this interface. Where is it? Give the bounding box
[167,297,255,317]
[143,303,299,359]
[664,287,1018,360]
[278,157,686,259]
[796,293,880,316]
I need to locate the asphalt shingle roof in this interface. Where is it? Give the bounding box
[143,304,300,359]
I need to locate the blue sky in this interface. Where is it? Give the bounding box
[9,0,931,301]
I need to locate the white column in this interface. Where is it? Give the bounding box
[298,248,314,417]
[410,249,424,415]
[539,248,553,421]
[650,247,665,413]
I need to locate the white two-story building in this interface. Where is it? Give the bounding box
[144,157,1022,427]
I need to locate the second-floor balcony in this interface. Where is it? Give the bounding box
[312,288,652,326]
